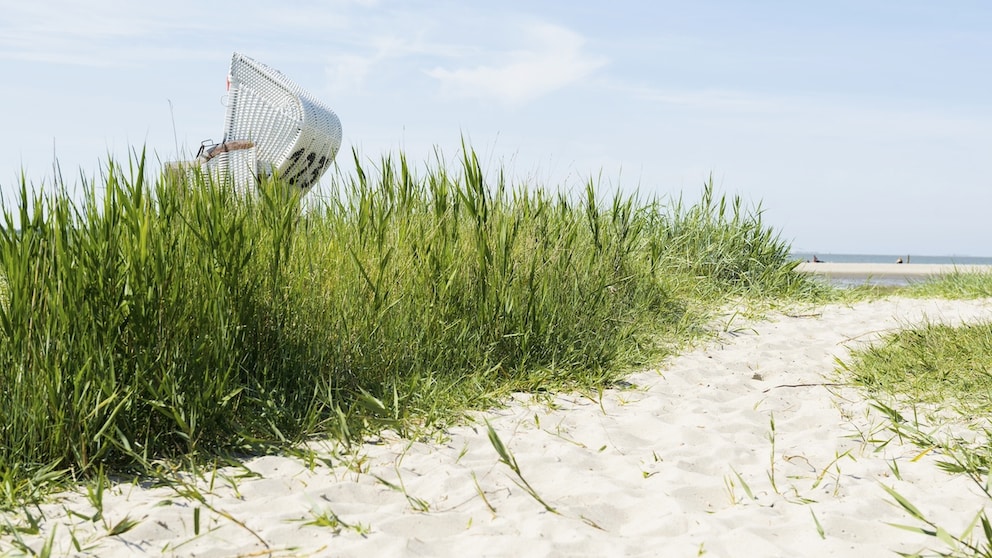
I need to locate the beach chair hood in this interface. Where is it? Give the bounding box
[202,52,343,194]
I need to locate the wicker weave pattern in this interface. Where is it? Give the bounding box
[206,52,342,193]
[207,147,258,191]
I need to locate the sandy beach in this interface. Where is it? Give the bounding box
[5,296,992,557]
[796,262,992,283]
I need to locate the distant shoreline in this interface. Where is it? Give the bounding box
[796,262,992,284]
[791,252,992,266]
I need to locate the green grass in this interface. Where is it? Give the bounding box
[901,271,992,300]
[0,145,818,501]
[815,270,992,304]
[844,322,992,416]
[841,284,992,556]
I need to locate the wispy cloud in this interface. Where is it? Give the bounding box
[0,2,236,67]
[427,23,608,106]
[627,84,985,139]
[0,0,378,66]
[325,53,377,93]
[323,31,454,94]
[631,87,790,113]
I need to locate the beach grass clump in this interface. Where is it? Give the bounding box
[844,319,992,555]
[650,179,823,302]
[0,146,816,492]
[844,322,992,415]
[902,271,992,300]
[0,154,317,478]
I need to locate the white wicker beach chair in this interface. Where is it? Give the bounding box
[198,52,343,194]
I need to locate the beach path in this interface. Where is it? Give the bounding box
[5,297,992,557]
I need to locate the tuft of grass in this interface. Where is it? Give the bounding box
[301,502,370,537]
[725,467,756,504]
[902,271,992,300]
[650,177,827,304]
[843,314,992,555]
[843,322,992,416]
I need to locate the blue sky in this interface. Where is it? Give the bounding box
[1,1,990,256]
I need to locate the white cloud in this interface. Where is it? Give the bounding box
[427,23,608,106]
[325,53,376,93]
[631,87,789,113]
[627,84,984,140]
[322,32,448,94]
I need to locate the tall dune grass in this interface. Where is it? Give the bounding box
[0,147,816,488]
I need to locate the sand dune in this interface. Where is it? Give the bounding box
[5,297,992,557]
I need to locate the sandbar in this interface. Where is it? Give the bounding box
[797,262,992,282]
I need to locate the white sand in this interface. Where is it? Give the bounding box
[6,297,992,557]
